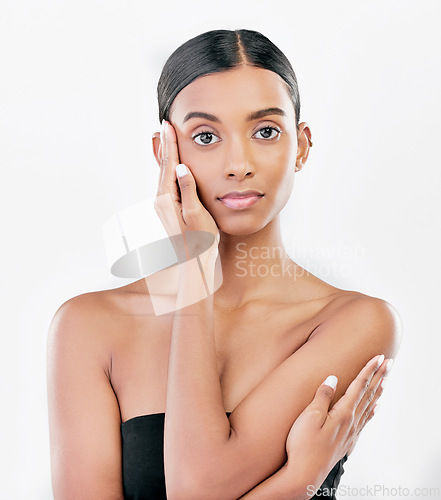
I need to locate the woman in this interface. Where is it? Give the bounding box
[47,29,401,499]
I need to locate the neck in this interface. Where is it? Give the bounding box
[214,216,299,310]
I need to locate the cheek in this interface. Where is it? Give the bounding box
[263,147,293,183]
[193,172,217,211]
[260,147,295,215]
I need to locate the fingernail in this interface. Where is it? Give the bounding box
[323,375,338,390]
[176,164,189,178]
[385,358,394,374]
[377,354,385,368]
[372,403,379,414]
[380,377,386,389]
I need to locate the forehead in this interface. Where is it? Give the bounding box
[169,66,295,123]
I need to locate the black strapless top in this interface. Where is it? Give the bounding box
[121,412,348,499]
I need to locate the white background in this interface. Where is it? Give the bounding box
[1,1,440,498]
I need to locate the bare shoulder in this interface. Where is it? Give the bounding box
[48,281,161,364]
[47,291,112,381]
[50,288,118,335]
[51,280,152,326]
[48,285,138,353]
[311,289,403,359]
[319,286,399,315]
[329,291,401,333]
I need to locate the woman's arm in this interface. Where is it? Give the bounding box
[165,284,400,500]
[47,294,124,500]
[238,352,384,500]
[237,463,304,500]
[164,254,393,500]
[163,246,230,495]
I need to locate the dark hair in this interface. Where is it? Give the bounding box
[157,29,301,129]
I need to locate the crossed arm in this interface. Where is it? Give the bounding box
[162,251,401,499]
[47,273,400,499]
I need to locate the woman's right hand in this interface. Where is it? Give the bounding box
[155,120,220,245]
[284,353,393,491]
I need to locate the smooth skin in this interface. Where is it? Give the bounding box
[47,65,401,499]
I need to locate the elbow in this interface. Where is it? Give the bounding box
[165,478,209,500]
[165,467,199,500]
[166,468,228,500]
[165,435,239,500]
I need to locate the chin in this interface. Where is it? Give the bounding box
[217,216,269,237]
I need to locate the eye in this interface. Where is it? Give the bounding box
[254,126,281,140]
[192,130,221,146]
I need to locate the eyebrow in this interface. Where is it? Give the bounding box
[182,107,286,124]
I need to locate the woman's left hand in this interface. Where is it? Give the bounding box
[154,120,220,246]
[283,354,390,487]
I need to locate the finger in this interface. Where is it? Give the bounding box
[365,403,377,425]
[158,120,181,196]
[348,398,381,457]
[355,357,392,424]
[175,164,200,217]
[366,377,384,415]
[330,354,384,417]
[305,375,338,427]
[356,401,378,438]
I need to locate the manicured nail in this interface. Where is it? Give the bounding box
[176,164,189,178]
[385,358,394,374]
[380,377,386,389]
[323,375,338,390]
[377,354,385,368]
[372,403,379,414]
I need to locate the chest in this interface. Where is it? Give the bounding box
[111,302,318,422]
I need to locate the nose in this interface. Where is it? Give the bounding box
[223,136,255,179]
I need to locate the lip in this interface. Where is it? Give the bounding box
[218,190,263,199]
[217,193,264,210]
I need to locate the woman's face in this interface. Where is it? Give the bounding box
[161,65,309,236]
